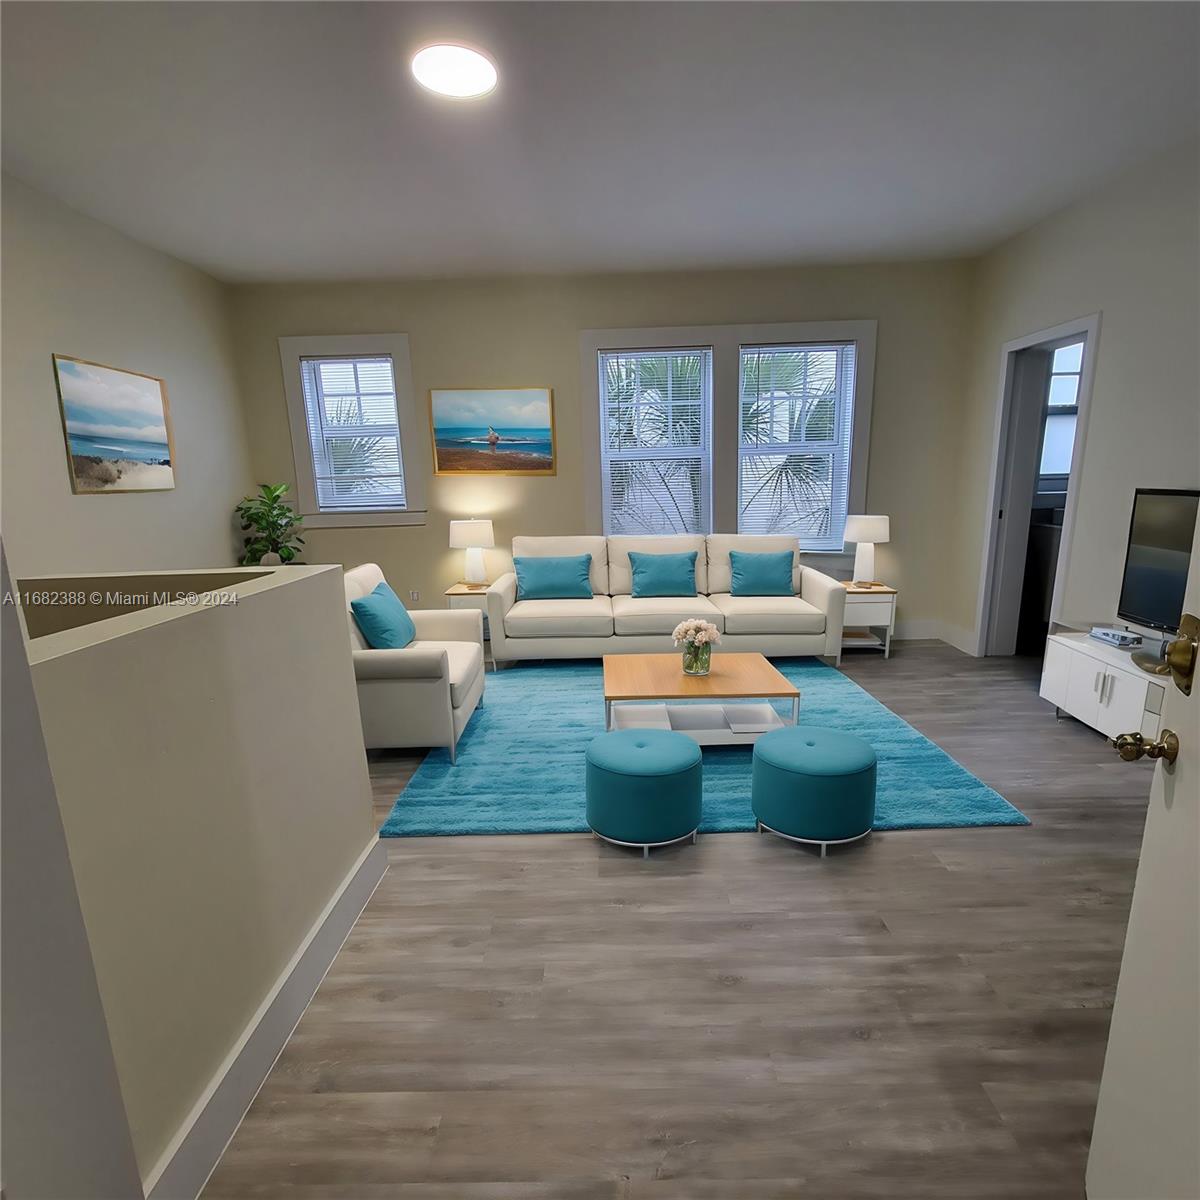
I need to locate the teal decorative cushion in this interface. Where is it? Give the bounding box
[730,549,795,596]
[350,582,416,649]
[514,554,593,600]
[629,550,698,598]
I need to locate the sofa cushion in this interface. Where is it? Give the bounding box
[512,535,609,595]
[608,535,708,595]
[505,596,614,638]
[612,595,725,636]
[407,640,484,708]
[514,553,593,600]
[730,549,796,596]
[706,535,799,595]
[350,582,417,649]
[709,593,825,635]
[629,550,698,598]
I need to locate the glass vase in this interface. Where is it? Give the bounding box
[682,641,711,676]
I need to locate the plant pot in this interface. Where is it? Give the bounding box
[259,552,282,566]
[682,642,711,676]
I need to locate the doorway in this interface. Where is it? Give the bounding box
[976,314,1100,657]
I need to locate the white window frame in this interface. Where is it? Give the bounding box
[580,322,875,548]
[279,333,426,527]
[597,346,714,535]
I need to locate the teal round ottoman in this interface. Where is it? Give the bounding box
[586,729,702,858]
[752,726,876,857]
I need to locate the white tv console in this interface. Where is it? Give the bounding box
[1039,631,1168,740]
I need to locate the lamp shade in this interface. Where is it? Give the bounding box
[448,518,495,549]
[844,515,890,544]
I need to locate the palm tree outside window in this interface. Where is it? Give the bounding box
[598,348,713,534]
[738,343,857,549]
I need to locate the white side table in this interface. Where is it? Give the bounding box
[839,582,897,663]
[445,583,494,669]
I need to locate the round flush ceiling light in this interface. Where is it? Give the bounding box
[411,44,498,99]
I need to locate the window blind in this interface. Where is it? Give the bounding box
[299,356,407,512]
[738,343,857,549]
[598,348,713,535]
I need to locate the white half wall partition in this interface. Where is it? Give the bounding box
[2,544,145,1200]
[20,564,385,1199]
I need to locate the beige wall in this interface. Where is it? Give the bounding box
[229,261,972,629]
[10,142,1193,640]
[26,566,376,1180]
[1,174,254,577]
[950,143,1200,639]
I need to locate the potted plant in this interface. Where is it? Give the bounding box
[673,617,721,676]
[235,483,305,566]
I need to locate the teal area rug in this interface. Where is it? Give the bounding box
[379,659,1029,837]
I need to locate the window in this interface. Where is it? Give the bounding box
[1038,340,1083,489]
[581,322,874,543]
[738,342,857,549]
[598,347,713,534]
[299,356,406,512]
[279,333,423,526]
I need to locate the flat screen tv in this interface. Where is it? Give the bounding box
[1117,488,1199,634]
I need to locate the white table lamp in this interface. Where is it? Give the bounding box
[449,518,495,586]
[844,515,890,586]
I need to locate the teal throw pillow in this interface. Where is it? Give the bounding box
[629,550,698,598]
[730,549,795,596]
[514,554,593,600]
[350,581,417,649]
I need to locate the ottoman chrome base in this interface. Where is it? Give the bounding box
[591,827,699,859]
[756,819,872,858]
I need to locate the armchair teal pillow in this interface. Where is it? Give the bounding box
[350,581,417,649]
[730,549,795,597]
[629,550,698,598]
[514,554,594,600]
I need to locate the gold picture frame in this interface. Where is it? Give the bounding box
[52,354,176,494]
[429,387,557,477]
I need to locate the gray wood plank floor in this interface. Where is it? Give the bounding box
[203,643,1150,1200]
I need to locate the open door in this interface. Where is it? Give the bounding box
[1086,525,1199,1198]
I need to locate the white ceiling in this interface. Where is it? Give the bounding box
[3,2,1197,282]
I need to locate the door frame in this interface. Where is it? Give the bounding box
[973,312,1102,656]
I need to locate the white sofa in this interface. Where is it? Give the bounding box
[486,534,846,665]
[344,563,485,761]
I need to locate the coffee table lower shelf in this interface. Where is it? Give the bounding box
[605,698,799,746]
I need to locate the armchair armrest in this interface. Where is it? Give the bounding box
[409,608,483,645]
[800,566,846,655]
[352,646,448,682]
[486,572,518,632]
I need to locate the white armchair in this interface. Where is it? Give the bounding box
[344,564,485,761]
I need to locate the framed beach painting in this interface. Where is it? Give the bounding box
[430,387,556,476]
[52,355,175,493]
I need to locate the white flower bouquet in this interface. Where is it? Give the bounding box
[673,617,721,675]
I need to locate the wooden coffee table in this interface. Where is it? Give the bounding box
[602,652,800,746]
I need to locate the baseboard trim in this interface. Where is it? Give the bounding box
[893,618,943,642]
[893,619,980,656]
[144,837,388,1200]
[937,622,979,656]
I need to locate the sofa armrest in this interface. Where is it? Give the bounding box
[800,566,847,655]
[352,646,448,682]
[486,573,518,632]
[410,608,483,646]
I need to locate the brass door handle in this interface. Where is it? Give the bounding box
[1111,730,1180,765]
[1132,613,1198,696]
